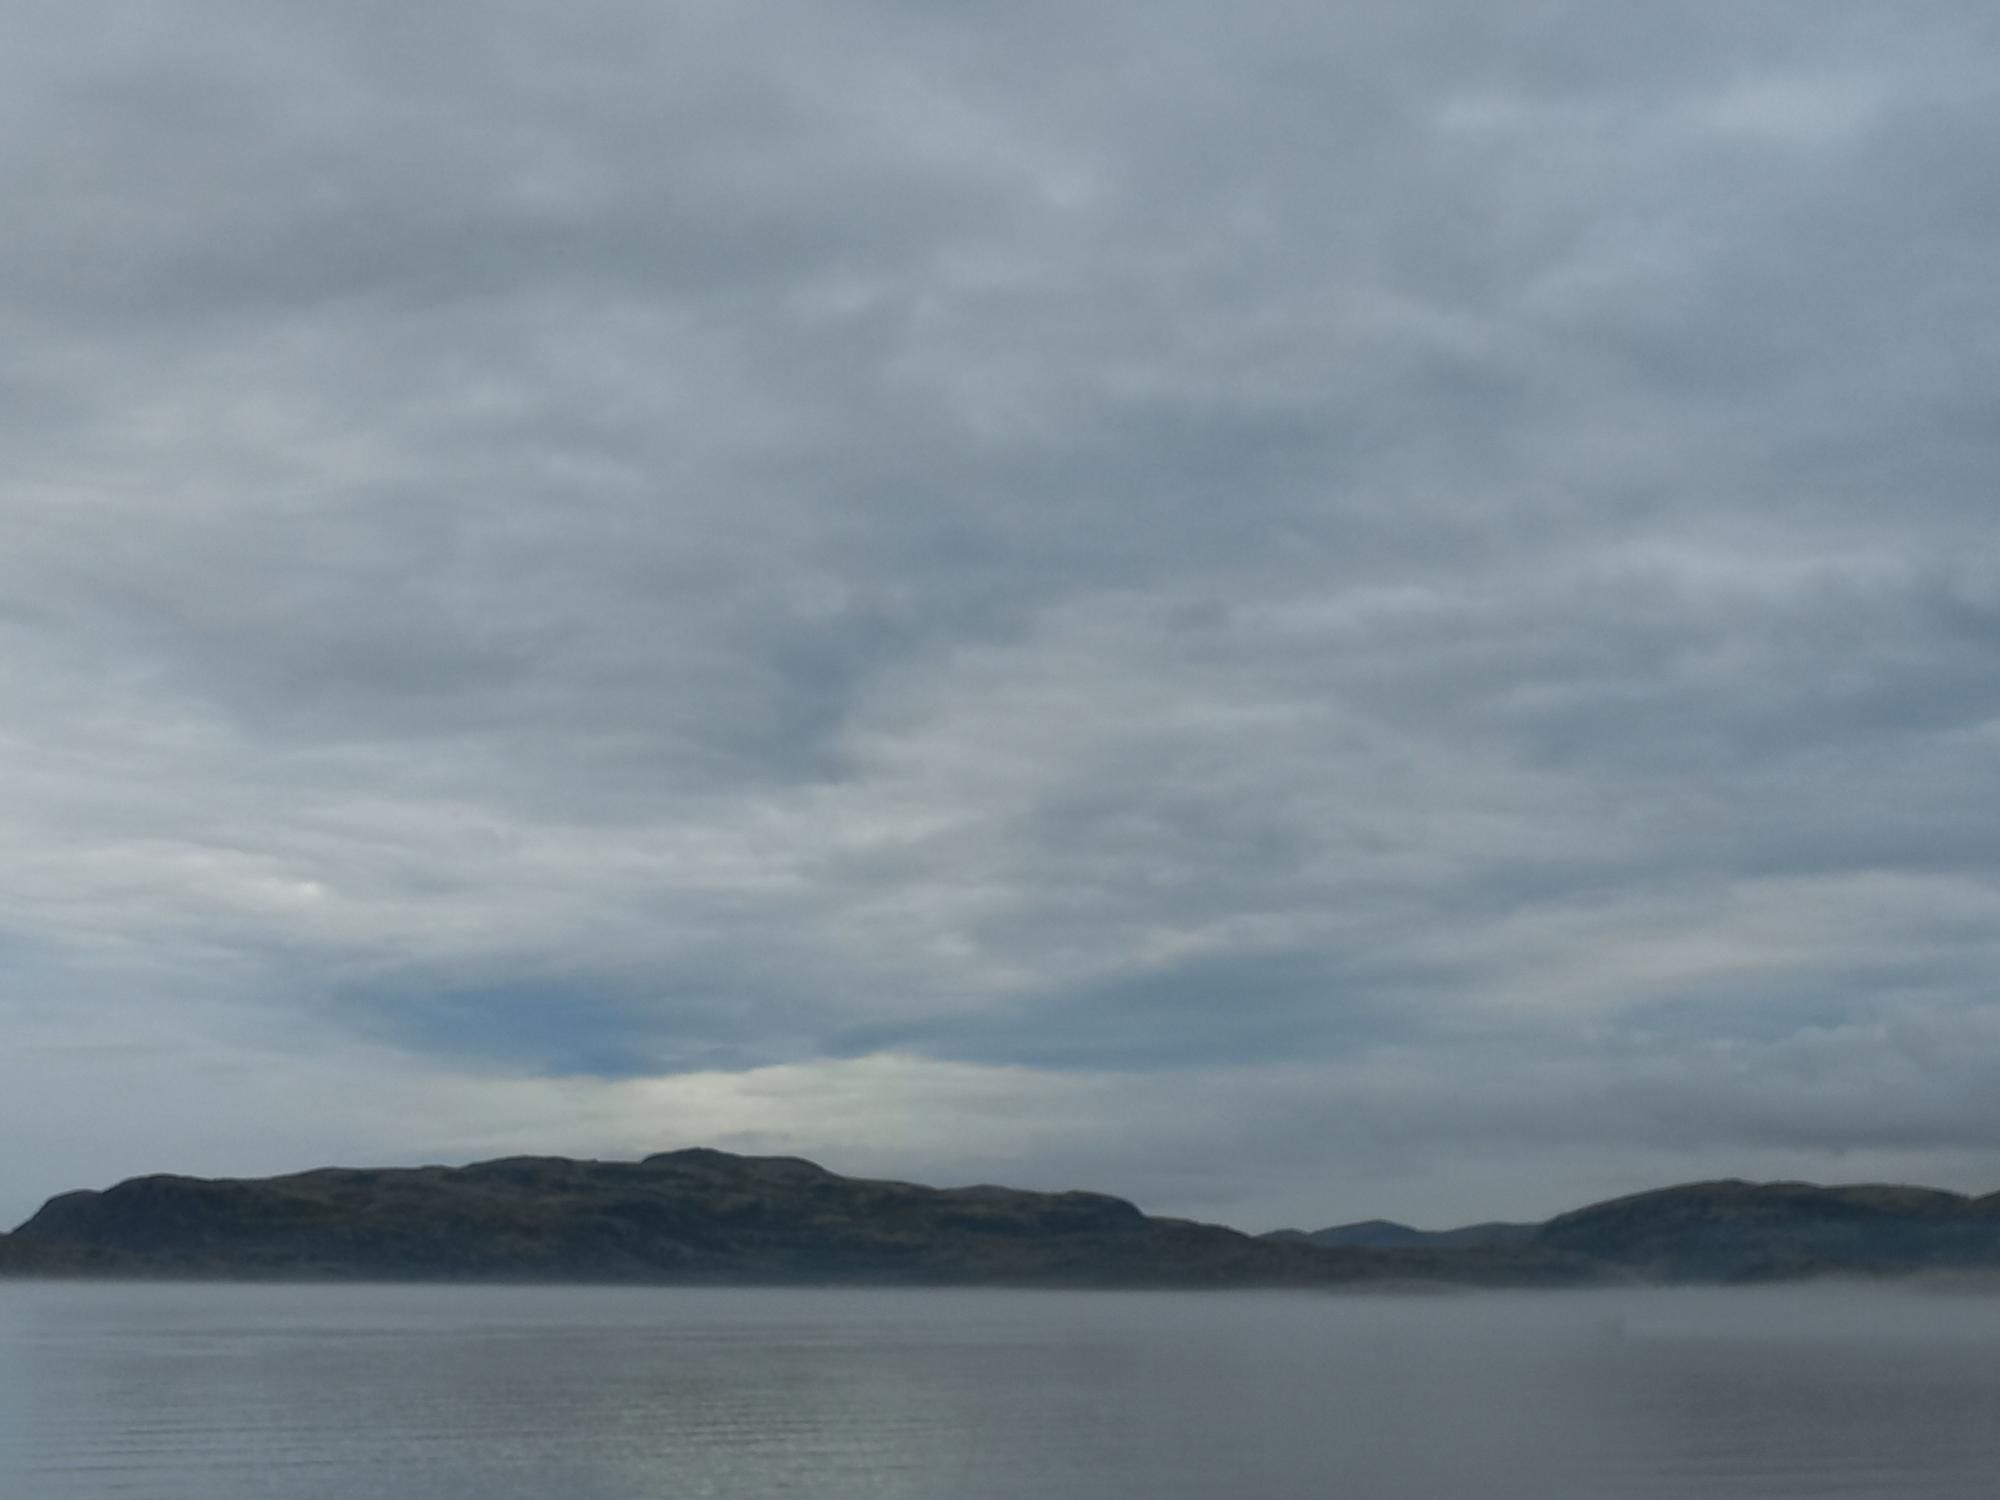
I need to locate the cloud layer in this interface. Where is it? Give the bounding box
[4,1,1999,1229]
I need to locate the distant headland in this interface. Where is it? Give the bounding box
[5,1149,2000,1288]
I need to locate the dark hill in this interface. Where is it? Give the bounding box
[1534,1179,2000,1281]
[1275,1179,2000,1282]
[0,1148,1585,1288]
[1267,1218,1537,1251]
[12,1154,2000,1287]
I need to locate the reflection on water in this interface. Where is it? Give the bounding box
[5,1281,2000,1498]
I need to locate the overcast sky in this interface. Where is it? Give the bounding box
[3,1,1999,1233]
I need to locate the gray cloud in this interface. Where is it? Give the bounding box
[3,0,2000,1228]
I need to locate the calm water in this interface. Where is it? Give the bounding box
[5,1281,2000,1497]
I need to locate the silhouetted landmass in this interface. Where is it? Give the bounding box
[1264,1218,1537,1251]
[1535,1179,2000,1281]
[0,1149,1584,1288]
[5,1154,1998,1287]
[1262,1179,2000,1283]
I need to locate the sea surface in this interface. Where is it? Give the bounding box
[4,1280,2000,1498]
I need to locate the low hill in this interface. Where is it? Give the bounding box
[10,1153,2000,1287]
[0,1148,1583,1289]
[1535,1179,2000,1281]
[1265,1219,1537,1252]
[1272,1179,2000,1282]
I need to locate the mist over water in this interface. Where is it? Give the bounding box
[6,1282,1999,1498]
